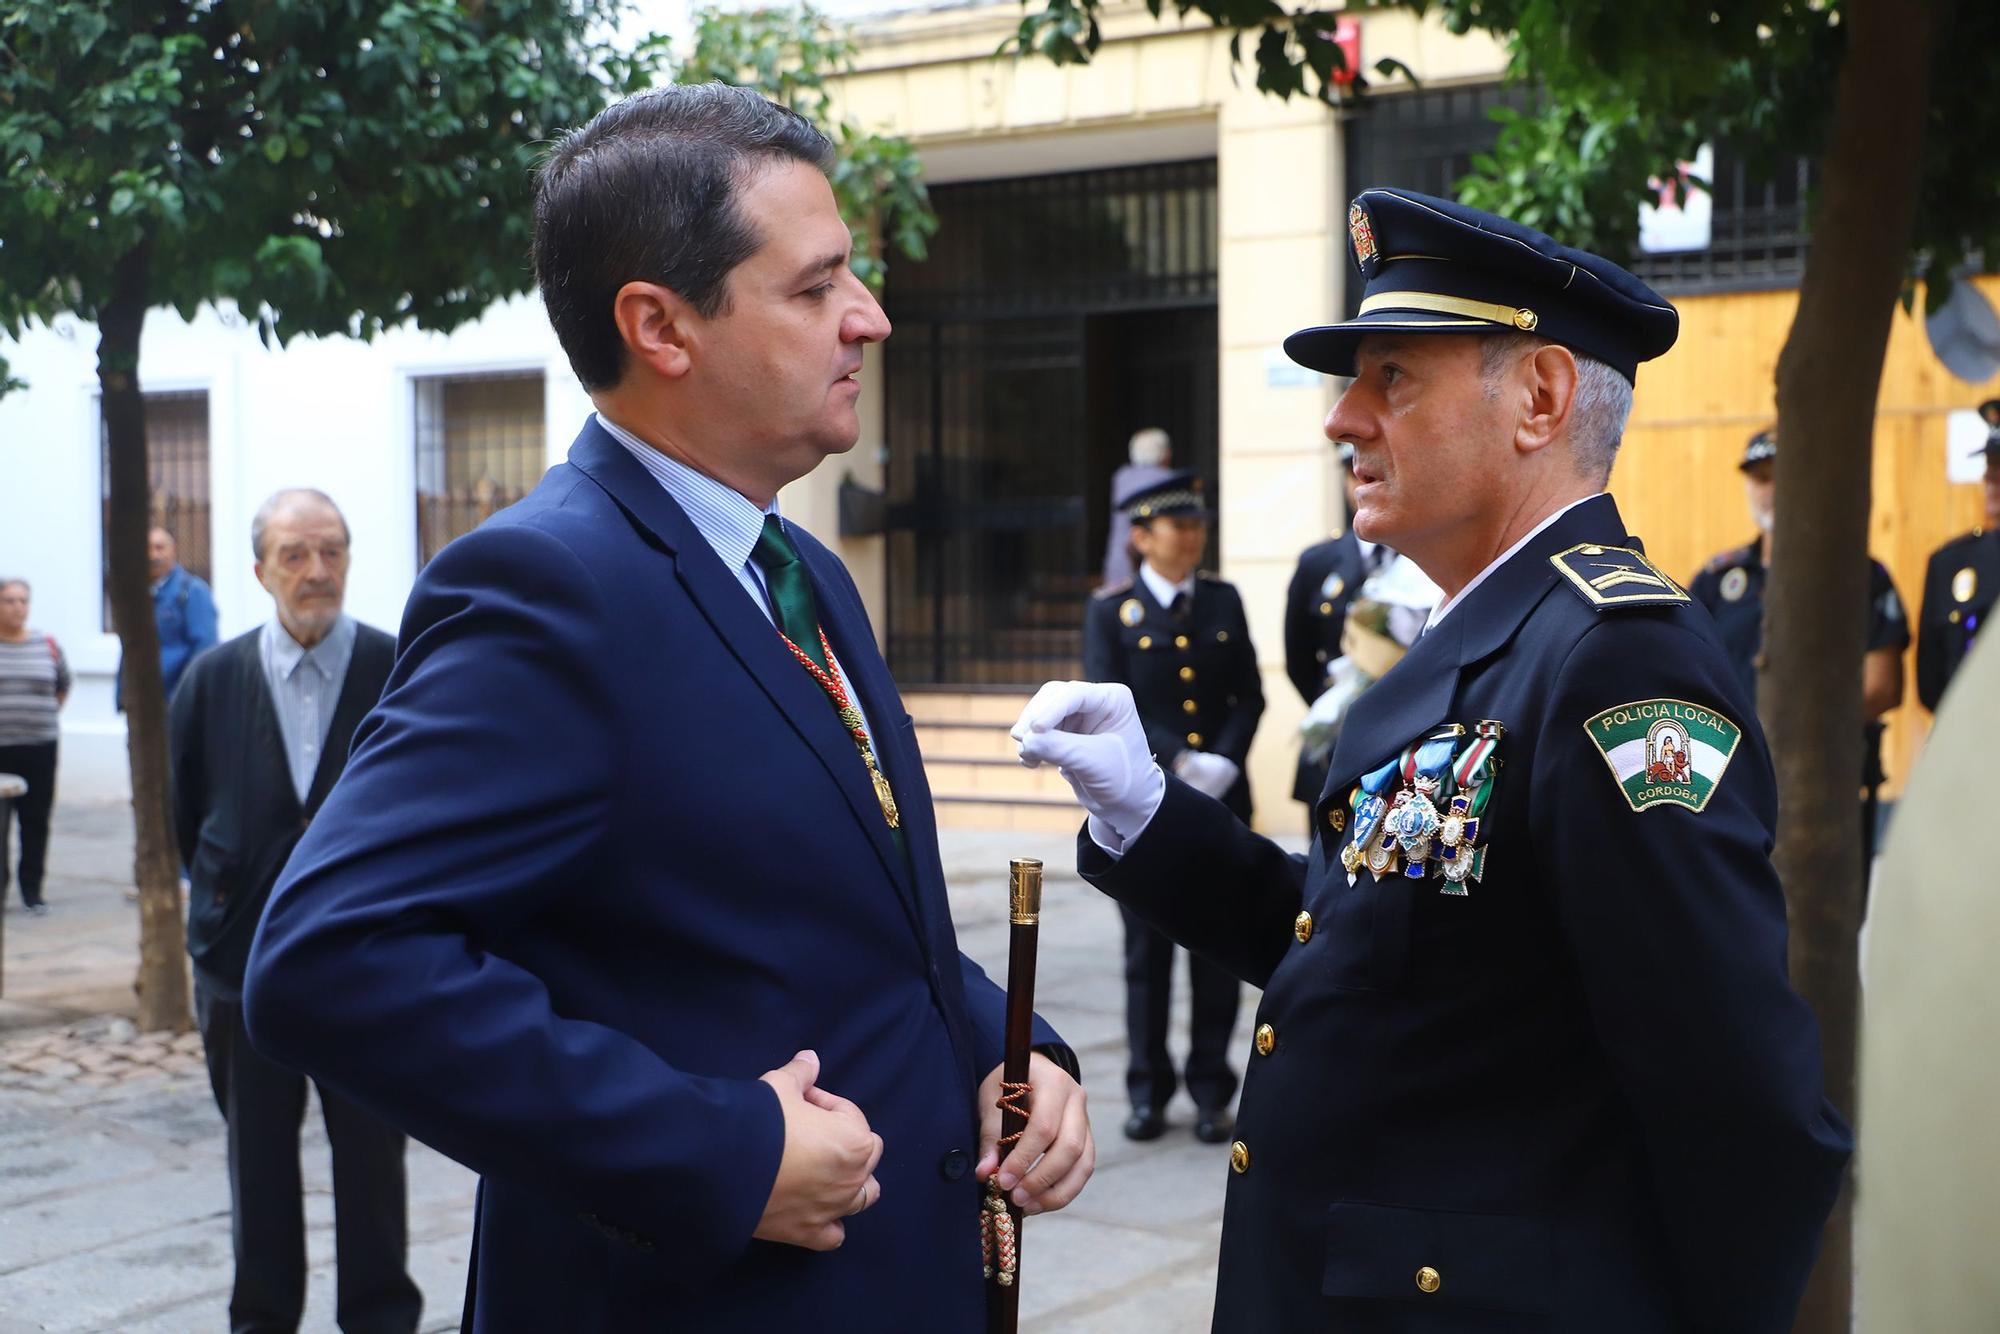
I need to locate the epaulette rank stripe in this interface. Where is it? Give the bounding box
[1550,543,1689,610]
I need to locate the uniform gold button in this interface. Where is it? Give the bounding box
[1315,649,1329,663]
[1179,666,1195,682]
[1416,1266,1441,1294]
[1229,1141,1250,1174]
[1174,634,1190,649]
[1216,631,1229,642]
[1319,601,1333,615]
[1187,732,1203,746]
[1293,911,1313,943]
[1326,807,1345,832]
[1254,1023,1275,1056]
[1182,699,1198,714]
[1139,635,1154,648]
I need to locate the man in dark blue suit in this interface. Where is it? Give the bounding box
[1014,190,1849,1332]
[244,84,1092,1332]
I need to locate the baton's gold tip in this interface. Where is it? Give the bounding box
[1008,858,1044,924]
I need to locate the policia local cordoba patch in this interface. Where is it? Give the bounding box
[1584,699,1743,813]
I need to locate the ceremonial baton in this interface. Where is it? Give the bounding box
[983,857,1043,1334]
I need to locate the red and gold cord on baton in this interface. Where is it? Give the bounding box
[982,1081,1033,1285]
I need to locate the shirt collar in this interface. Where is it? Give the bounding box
[1139,561,1195,608]
[596,411,776,573]
[1425,494,1602,632]
[265,613,353,680]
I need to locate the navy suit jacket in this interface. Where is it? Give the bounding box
[245,418,1062,1332]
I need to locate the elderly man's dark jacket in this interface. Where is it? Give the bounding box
[1082,495,1850,1333]
[169,624,395,996]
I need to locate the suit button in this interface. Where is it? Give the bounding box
[1416,1266,1442,1294]
[1326,807,1345,832]
[1254,1023,1275,1056]
[939,1148,971,1181]
[1186,732,1203,747]
[1174,635,1190,649]
[1293,911,1314,944]
[1181,699,1198,714]
[1216,631,1229,642]
[1319,601,1334,614]
[1179,666,1195,682]
[1316,649,1329,663]
[1229,1140,1250,1174]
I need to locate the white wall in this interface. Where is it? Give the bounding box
[0,297,594,801]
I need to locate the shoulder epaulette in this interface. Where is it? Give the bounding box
[1700,544,1752,577]
[1196,569,1220,582]
[1550,543,1689,610]
[1093,580,1134,600]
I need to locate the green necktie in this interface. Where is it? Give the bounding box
[752,515,830,672]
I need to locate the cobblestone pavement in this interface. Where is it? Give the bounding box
[0,801,1296,1332]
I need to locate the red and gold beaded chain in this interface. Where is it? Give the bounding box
[776,625,902,830]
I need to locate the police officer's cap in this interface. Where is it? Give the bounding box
[1977,399,2000,459]
[1118,469,1211,522]
[1285,189,1681,384]
[1740,427,1777,472]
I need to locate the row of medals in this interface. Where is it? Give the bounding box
[1337,756,1496,890]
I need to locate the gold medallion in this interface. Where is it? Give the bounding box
[1954,566,1977,604]
[1119,598,1145,628]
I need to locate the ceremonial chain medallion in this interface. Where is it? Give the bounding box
[777,626,902,830]
[1338,721,1504,895]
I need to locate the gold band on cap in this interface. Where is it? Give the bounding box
[1359,291,1538,331]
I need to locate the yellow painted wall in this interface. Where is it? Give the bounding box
[1614,277,2000,798]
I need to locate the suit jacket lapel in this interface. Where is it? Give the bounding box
[241,634,303,821]
[566,422,922,921]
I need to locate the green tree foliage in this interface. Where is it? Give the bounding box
[676,4,936,287]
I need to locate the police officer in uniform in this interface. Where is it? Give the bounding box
[1282,443,1382,823]
[1689,427,1909,860]
[1018,189,1848,1332]
[1916,399,2000,711]
[1084,470,1264,1144]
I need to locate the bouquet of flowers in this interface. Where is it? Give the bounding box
[1299,555,1440,765]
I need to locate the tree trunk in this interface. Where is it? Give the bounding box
[98,240,191,1034]
[1765,0,1945,1327]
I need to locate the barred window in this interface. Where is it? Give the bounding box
[1342,82,1813,296]
[101,389,211,630]
[413,372,546,566]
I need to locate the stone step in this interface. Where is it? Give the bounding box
[906,691,1034,725]
[915,721,1022,760]
[923,758,1073,800]
[932,795,1083,833]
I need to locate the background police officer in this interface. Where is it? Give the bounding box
[1916,398,2000,711]
[1083,470,1263,1144]
[1020,189,1847,1333]
[1689,426,1909,861]
[1281,442,1381,825]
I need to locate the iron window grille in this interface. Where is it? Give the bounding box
[413,371,546,567]
[100,389,211,631]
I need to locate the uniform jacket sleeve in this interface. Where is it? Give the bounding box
[1085,594,1188,762]
[1079,776,1304,988]
[1209,585,1264,767]
[1533,614,1851,1332]
[1284,549,1331,704]
[1915,549,1951,711]
[242,522,784,1280]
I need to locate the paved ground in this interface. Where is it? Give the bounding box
[0,801,1296,1333]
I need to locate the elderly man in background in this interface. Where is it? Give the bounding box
[170,489,419,1334]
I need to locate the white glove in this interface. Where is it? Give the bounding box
[1173,750,1241,800]
[1011,681,1166,853]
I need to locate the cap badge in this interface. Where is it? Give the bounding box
[1512,308,1539,331]
[1348,202,1378,272]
